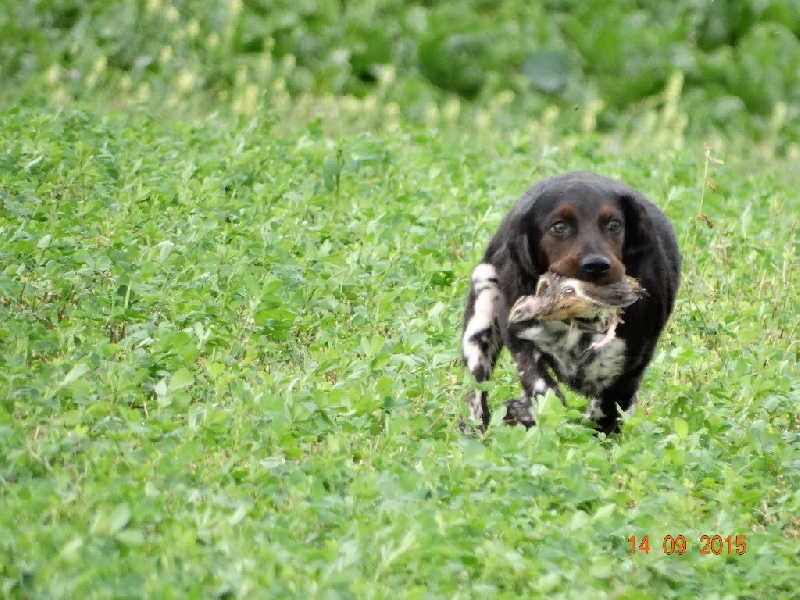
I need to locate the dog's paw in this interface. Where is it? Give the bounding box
[503,398,536,429]
[458,416,487,437]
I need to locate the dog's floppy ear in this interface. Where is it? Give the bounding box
[619,192,655,267]
[508,232,537,275]
[506,214,542,277]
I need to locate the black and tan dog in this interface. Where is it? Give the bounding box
[461,172,681,434]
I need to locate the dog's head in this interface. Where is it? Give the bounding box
[507,173,653,286]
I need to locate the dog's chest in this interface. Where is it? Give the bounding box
[514,321,627,395]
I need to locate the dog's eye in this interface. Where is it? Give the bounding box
[607,219,623,234]
[550,222,570,237]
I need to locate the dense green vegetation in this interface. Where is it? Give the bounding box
[3,0,800,142]
[1,1,798,598]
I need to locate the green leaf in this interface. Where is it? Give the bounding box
[156,240,175,264]
[107,504,132,534]
[523,50,571,94]
[60,363,89,386]
[674,417,689,439]
[93,503,132,536]
[418,30,486,99]
[168,368,195,392]
[115,529,146,546]
[37,234,52,250]
[155,378,170,407]
[322,153,340,192]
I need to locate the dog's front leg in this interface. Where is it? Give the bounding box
[461,264,507,430]
[505,342,563,428]
[591,377,642,435]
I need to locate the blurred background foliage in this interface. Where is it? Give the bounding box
[1,0,798,142]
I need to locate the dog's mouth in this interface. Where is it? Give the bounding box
[547,266,624,287]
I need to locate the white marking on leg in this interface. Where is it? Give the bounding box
[468,390,484,422]
[534,378,548,395]
[585,396,604,420]
[462,264,502,374]
[471,263,498,287]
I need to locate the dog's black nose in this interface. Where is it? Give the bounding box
[580,255,611,279]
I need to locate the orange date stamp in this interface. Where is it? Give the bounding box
[628,535,747,556]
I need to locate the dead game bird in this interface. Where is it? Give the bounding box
[509,272,647,349]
